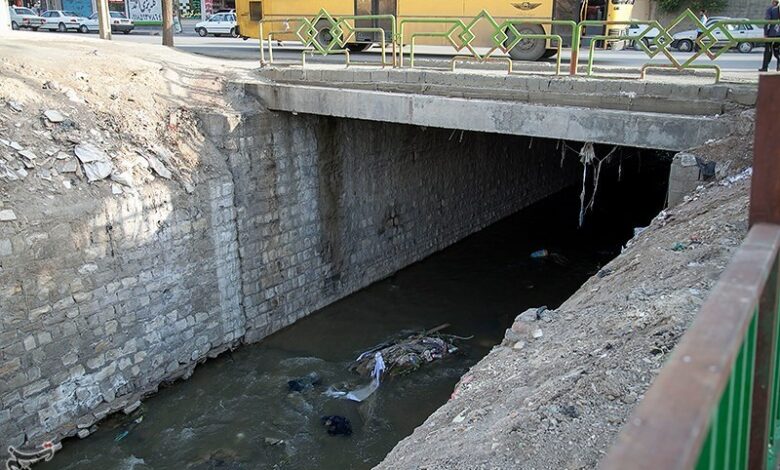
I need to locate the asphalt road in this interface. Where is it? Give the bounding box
[27,24,768,72]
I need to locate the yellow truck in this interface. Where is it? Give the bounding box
[236,0,635,61]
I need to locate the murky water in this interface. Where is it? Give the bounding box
[40,150,669,470]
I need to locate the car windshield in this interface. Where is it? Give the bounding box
[14,8,35,15]
[63,11,78,16]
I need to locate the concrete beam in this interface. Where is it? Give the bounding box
[244,82,736,151]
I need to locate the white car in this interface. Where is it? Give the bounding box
[9,6,46,31]
[195,12,238,37]
[79,11,134,34]
[672,17,763,53]
[39,10,86,32]
[626,23,661,50]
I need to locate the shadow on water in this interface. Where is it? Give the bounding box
[39,147,671,470]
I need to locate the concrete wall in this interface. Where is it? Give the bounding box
[0,109,581,447]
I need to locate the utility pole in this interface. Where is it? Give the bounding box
[96,0,111,40]
[161,0,173,47]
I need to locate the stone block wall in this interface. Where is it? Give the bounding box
[0,107,581,447]
[219,113,583,341]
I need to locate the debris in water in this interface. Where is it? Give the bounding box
[287,372,322,392]
[529,249,569,266]
[350,324,463,377]
[114,416,143,442]
[264,437,285,446]
[321,415,352,436]
[325,352,385,402]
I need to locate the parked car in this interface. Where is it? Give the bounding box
[626,23,661,50]
[79,11,134,34]
[9,6,46,30]
[39,10,86,32]
[194,12,238,37]
[671,17,762,53]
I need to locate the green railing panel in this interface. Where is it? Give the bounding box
[695,311,757,469]
[770,290,780,470]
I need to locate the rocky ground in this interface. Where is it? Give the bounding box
[377,136,754,469]
[0,32,255,226]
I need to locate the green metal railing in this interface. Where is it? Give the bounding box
[573,11,780,81]
[258,9,397,67]
[397,11,575,75]
[256,8,780,80]
[601,74,780,470]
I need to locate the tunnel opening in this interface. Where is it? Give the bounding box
[39,124,673,470]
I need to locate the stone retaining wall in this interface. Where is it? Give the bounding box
[0,107,580,446]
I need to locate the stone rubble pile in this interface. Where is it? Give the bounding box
[0,98,184,223]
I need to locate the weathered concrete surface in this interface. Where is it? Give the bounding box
[256,67,757,115]
[245,81,738,152]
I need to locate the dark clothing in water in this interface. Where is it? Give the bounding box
[321,416,352,436]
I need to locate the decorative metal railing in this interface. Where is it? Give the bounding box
[258,10,397,67]
[396,12,576,75]
[255,8,780,82]
[574,11,780,81]
[600,74,780,470]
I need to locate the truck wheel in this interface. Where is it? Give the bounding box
[315,19,341,50]
[506,24,546,61]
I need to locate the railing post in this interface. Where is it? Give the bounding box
[748,74,780,470]
[749,74,780,228]
[569,24,580,76]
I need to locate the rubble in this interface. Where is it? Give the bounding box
[74,143,113,182]
[44,110,65,123]
[0,209,17,222]
[144,154,172,180]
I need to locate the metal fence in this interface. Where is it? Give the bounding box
[256,8,780,81]
[600,73,780,470]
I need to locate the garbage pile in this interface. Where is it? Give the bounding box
[350,324,463,378]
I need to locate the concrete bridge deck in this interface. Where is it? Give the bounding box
[244,66,757,151]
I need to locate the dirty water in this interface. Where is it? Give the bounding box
[40,150,669,470]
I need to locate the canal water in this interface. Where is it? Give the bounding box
[40,149,669,470]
